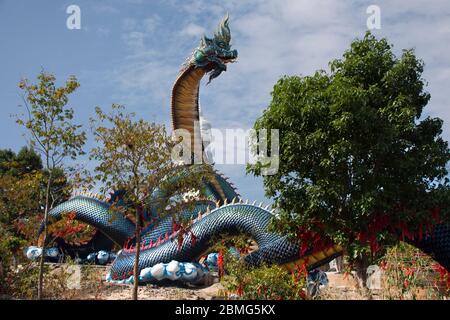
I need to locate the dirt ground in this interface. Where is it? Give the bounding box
[82,282,226,300]
[77,273,374,300]
[64,265,227,300]
[73,267,371,300]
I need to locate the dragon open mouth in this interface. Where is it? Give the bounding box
[222,58,237,63]
[220,49,238,64]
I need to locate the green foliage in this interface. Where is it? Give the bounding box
[0,146,75,298]
[0,148,71,248]
[15,147,43,174]
[0,163,43,293]
[248,32,450,263]
[221,253,307,300]
[0,147,42,176]
[0,172,42,226]
[17,72,86,163]
[209,234,307,300]
[0,150,15,175]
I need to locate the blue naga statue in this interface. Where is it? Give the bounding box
[34,15,450,285]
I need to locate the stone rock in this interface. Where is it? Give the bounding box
[66,265,82,290]
[366,265,382,290]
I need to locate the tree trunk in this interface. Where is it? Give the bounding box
[354,254,370,289]
[11,253,17,269]
[335,255,344,273]
[37,172,51,300]
[132,207,141,300]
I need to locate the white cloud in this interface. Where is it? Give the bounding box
[92,4,120,14]
[122,18,137,31]
[96,27,110,37]
[180,23,206,37]
[121,31,145,51]
[143,15,160,33]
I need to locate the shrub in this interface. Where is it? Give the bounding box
[380,242,449,299]
[220,253,307,300]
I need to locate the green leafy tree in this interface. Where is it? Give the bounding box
[16,71,86,299]
[1,147,70,204]
[0,146,74,295]
[90,104,211,300]
[248,32,450,282]
[0,172,42,277]
[0,147,42,176]
[0,147,70,242]
[0,149,18,175]
[0,147,42,276]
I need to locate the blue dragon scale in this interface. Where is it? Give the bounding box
[38,16,450,283]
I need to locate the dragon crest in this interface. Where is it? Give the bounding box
[189,14,238,84]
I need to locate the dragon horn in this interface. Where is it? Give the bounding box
[214,13,231,44]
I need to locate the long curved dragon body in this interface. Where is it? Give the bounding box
[39,16,450,283]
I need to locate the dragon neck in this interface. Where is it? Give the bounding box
[171,65,208,162]
[170,65,235,203]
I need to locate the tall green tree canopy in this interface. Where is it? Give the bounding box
[248,32,450,260]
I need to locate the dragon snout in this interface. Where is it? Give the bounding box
[222,49,238,63]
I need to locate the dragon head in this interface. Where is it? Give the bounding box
[191,14,238,83]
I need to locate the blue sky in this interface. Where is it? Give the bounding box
[1,0,450,204]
